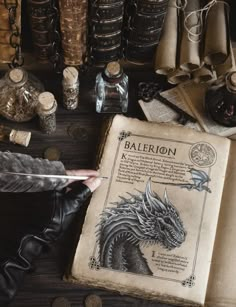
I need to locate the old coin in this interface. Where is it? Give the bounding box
[84,294,102,307]
[51,296,71,307]
[43,146,61,161]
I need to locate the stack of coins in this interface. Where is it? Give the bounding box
[89,0,125,64]
[59,0,88,66]
[27,0,59,63]
[125,0,169,63]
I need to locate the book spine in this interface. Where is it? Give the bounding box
[59,0,88,66]
[27,0,60,65]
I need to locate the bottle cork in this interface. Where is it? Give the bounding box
[226,71,236,93]
[105,61,121,77]
[9,68,24,83]
[63,66,79,86]
[37,92,57,115]
[9,129,31,147]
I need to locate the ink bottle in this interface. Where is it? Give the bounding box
[0,67,44,122]
[205,71,236,127]
[95,61,128,113]
[37,92,57,134]
[62,66,79,110]
[0,125,31,147]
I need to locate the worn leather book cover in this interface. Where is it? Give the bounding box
[65,115,236,306]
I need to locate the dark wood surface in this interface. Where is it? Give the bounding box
[0,67,176,307]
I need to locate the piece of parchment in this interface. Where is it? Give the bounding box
[204,1,229,65]
[154,0,178,75]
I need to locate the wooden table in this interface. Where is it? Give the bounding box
[0,67,175,307]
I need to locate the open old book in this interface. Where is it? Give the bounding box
[138,82,236,139]
[66,115,236,307]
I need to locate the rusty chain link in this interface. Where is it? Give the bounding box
[4,0,24,67]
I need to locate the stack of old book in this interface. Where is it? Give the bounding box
[88,0,124,64]
[125,0,169,63]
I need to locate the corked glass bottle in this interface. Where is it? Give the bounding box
[205,71,236,127]
[37,92,57,134]
[0,125,31,147]
[0,67,44,122]
[62,66,79,110]
[95,61,128,113]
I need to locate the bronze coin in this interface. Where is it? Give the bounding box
[51,296,71,307]
[84,294,103,307]
[67,123,88,141]
[43,146,61,161]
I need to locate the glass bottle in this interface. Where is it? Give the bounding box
[0,125,31,147]
[95,61,128,113]
[205,71,236,127]
[62,66,79,110]
[0,67,44,122]
[37,92,57,134]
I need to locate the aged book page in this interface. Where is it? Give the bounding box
[138,86,202,131]
[205,141,236,307]
[69,115,230,306]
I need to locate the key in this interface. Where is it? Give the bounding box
[138,82,197,125]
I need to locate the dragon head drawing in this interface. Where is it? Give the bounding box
[97,179,186,273]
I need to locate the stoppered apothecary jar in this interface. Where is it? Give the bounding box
[95,61,128,113]
[0,68,44,122]
[205,71,236,127]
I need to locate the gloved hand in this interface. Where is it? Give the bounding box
[0,181,93,305]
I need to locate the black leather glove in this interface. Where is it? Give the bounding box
[0,181,91,305]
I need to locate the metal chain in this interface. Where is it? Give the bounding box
[4,0,24,67]
[48,0,62,72]
[84,0,99,70]
[123,0,136,59]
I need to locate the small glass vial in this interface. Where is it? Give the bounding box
[62,66,79,110]
[95,61,128,113]
[205,71,236,127]
[0,125,31,147]
[37,92,57,134]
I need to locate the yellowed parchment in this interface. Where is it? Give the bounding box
[69,115,230,306]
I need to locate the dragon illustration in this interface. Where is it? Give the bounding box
[96,179,186,275]
[153,168,211,193]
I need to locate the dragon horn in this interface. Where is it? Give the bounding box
[146,178,166,212]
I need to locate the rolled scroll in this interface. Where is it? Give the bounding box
[179,0,201,72]
[167,68,191,85]
[215,41,236,78]
[193,65,216,84]
[154,0,178,75]
[204,1,230,65]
